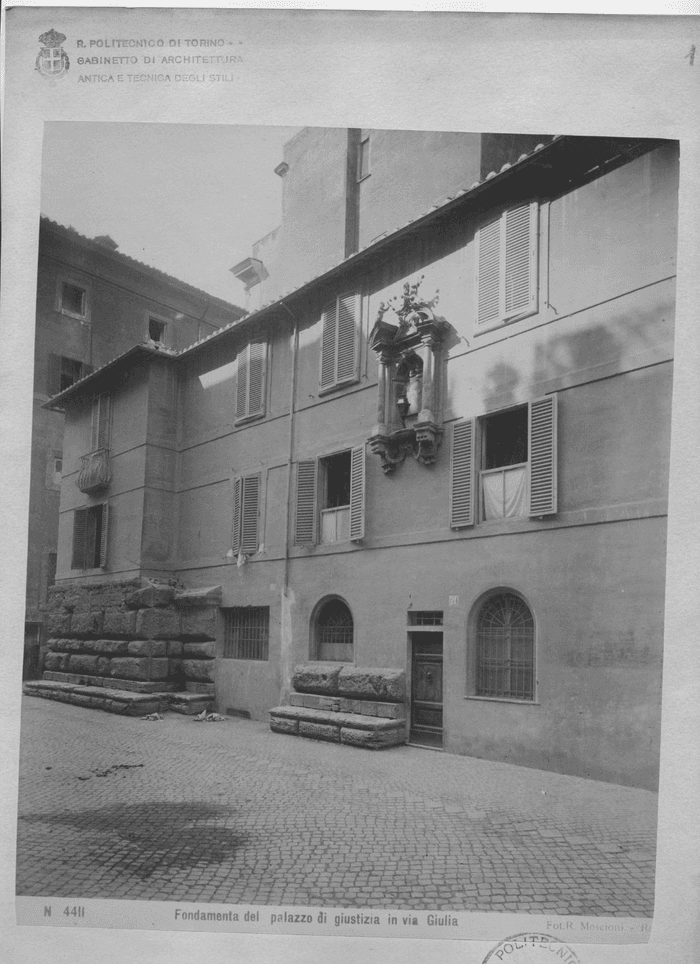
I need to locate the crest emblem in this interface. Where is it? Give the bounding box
[35,29,70,80]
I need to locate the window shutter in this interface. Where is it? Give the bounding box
[320,301,336,390]
[476,219,501,328]
[336,294,358,383]
[98,503,109,569]
[294,459,318,545]
[247,340,266,417]
[236,347,249,420]
[349,444,365,541]
[450,418,475,528]
[48,355,61,396]
[72,508,87,570]
[528,394,557,516]
[241,475,260,554]
[92,395,111,450]
[232,477,242,554]
[504,202,537,319]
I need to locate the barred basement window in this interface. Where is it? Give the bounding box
[408,611,443,626]
[223,607,269,660]
[476,592,534,700]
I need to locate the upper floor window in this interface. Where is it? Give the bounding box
[295,445,365,546]
[450,395,557,528]
[59,280,89,320]
[148,317,167,344]
[319,294,360,393]
[236,339,267,422]
[232,474,261,556]
[47,354,91,397]
[357,135,371,181]
[475,201,538,332]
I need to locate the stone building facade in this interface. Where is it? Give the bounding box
[25,218,244,678]
[31,130,678,790]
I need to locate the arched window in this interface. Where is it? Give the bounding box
[476,592,534,700]
[314,597,354,662]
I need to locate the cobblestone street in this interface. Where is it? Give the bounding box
[16,696,657,915]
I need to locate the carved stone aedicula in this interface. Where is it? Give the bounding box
[368,277,448,474]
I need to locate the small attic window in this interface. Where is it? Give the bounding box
[61,282,87,318]
[149,318,166,343]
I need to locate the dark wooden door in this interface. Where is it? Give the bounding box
[410,633,443,747]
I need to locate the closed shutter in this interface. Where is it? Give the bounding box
[336,294,358,383]
[48,354,61,396]
[71,508,87,570]
[236,347,249,419]
[349,444,365,541]
[247,340,266,417]
[320,301,336,389]
[98,503,109,569]
[450,418,475,528]
[241,475,260,554]
[504,202,538,319]
[91,395,111,450]
[295,459,318,545]
[476,219,501,328]
[528,394,557,516]
[232,477,242,554]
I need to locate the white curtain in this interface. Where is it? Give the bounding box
[482,465,527,520]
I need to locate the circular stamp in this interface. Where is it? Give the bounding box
[483,933,580,964]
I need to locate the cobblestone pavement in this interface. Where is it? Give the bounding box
[16,696,657,915]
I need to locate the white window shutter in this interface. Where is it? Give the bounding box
[476,219,501,328]
[320,301,336,390]
[236,347,249,420]
[349,444,365,541]
[247,341,266,417]
[232,477,242,554]
[295,459,318,545]
[450,418,475,528]
[504,202,537,319]
[528,394,557,516]
[99,502,109,569]
[336,294,358,383]
[72,508,87,570]
[241,475,260,553]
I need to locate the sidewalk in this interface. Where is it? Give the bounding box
[15,696,657,914]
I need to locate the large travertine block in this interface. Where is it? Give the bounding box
[47,612,71,635]
[182,659,215,682]
[292,663,343,695]
[182,641,217,659]
[68,654,101,676]
[337,667,406,703]
[109,657,169,681]
[270,716,299,735]
[43,652,71,672]
[135,608,181,640]
[102,609,138,638]
[93,639,131,656]
[127,639,167,657]
[180,609,218,641]
[298,721,340,742]
[70,611,104,638]
[125,582,176,610]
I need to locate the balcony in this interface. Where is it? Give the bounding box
[77,448,111,493]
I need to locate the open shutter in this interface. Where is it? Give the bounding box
[232,477,242,554]
[320,300,337,390]
[92,395,111,450]
[336,294,358,383]
[236,347,249,419]
[48,354,61,396]
[71,508,87,570]
[98,502,109,569]
[504,202,538,319]
[241,475,260,554]
[450,418,475,528]
[476,219,501,329]
[349,444,365,541]
[294,459,318,545]
[528,394,557,516]
[247,341,266,417]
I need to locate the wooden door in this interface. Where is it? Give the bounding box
[410,633,443,747]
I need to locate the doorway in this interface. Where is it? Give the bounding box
[410,631,443,747]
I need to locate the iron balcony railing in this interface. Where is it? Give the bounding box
[77,448,111,493]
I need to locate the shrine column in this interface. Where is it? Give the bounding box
[417,335,435,423]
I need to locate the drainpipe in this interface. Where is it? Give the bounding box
[280,302,299,597]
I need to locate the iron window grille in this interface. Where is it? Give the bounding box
[315,598,354,662]
[408,611,444,626]
[223,607,269,660]
[476,592,534,700]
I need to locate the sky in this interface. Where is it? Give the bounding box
[40,123,302,305]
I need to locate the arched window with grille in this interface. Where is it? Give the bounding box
[475,591,534,700]
[314,597,354,662]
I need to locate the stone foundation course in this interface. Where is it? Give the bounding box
[25,579,222,717]
[270,664,407,749]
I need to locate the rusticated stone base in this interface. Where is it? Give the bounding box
[269,704,406,750]
[24,680,214,718]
